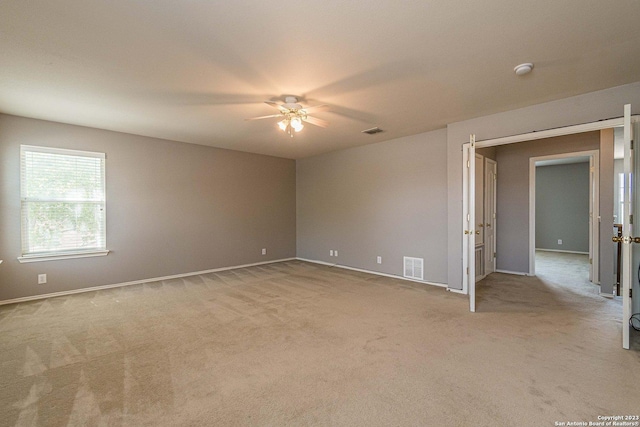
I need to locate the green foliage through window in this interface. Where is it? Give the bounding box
[21,146,106,256]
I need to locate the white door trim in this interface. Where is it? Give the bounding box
[622,104,633,350]
[474,117,639,149]
[528,150,599,278]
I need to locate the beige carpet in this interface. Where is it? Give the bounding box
[1,260,638,426]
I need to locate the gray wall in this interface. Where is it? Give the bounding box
[447,81,640,290]
[535,162,590,253]
[494,132,601,274]
[0,114,296,301]
[296,129,448,284]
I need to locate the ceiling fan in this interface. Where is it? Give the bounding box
[245,96,329,137]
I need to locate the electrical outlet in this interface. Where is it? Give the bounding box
[262,248,267,255]
[330,250,334,256]
[334,250,338,257]
[377,256,382,264]
[38,274,47,284]
[557,239,563,245]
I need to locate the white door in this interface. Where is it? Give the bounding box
[475,154,484,247]
[475,154,485,281]
[485,158,497,275]
[463,136,476,312]
[621,104,633,349]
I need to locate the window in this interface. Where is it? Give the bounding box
[19,145,108,262]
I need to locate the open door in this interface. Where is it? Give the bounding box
[485,158,497,275]
[618,104,634,349]
[463,135,476,312]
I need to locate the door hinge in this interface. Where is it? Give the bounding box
[467,214,470,222]
[589,258,592,265]
[631,214,634,225]
[630,288,632,298]
[467,160,470,168]
[466,267,469,275]
[631,139,634,150]
[493,252,496,258]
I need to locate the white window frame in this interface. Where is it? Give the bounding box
[18,145,109,263]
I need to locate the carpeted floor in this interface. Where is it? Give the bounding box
[535,250,599,294]
[1,260,638,426]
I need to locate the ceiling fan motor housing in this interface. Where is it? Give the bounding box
[282,96,303,111]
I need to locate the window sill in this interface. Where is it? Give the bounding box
[18,250,110,263]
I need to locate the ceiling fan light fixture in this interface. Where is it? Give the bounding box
[248,96,328,137]
[290,116,302,127]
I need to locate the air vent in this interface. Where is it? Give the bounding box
[403,257,424,280]
[361,127,384,135]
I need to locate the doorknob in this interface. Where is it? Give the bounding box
[478,224,484,228]
[475,230,480,235]
[486,223,491,228]
[612,236,640,243]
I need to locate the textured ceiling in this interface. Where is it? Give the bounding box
[1,0,640,159]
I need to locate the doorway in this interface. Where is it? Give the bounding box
[462,120,621,308]
[529,150,599,286]
[462,110,638,349]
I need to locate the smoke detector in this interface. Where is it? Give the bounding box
[514,63,534,76]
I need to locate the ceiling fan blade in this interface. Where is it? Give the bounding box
[301,104,330,114]
[245,114,283,121]
[264,101,286,111]
[302,116,329,128]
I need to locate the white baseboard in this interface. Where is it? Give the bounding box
[495,269,530,276]
[297,258,336,267]
[0,258,297,306]
[535,248,589,255]
[296,257,448,289]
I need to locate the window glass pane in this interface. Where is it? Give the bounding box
[21,146,106,256]
[23,151,104,201]
[23,202,105,254]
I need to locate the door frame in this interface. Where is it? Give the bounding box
[485,158,497,275]
[464,115,640,314]
[528,150,599,279]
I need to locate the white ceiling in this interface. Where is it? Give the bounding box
[2,1,640,159]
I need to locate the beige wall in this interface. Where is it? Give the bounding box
[0,114,296,301]
[296,129,448,284]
